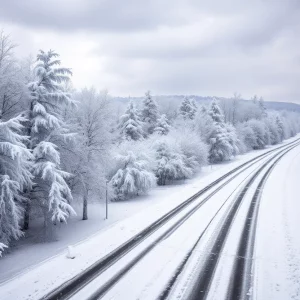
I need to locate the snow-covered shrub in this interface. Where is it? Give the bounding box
[110,143,156,200]
[150,135,193,185]
[236,123,257,151]
[226,124,240,156]
[194,106,214,143]
[170,130,208,175]
[281,112,300,138]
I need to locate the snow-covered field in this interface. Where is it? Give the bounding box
[0,137,299,300]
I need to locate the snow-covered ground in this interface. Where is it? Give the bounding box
[254,143,300,300]
[0,136,299,300]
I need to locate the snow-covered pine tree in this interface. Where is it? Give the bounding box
[110,151,156,200]
[276,115,285,141]
[259,97,267,118]
[195,105,214,143]
[208,99,238,163]
[154,114,170,135]
[190,98,198,119]
[209,99,225,123]
[179,96,197,120]
[0,115,32,254]
[26,50,75,235]
[141,91,159,134]
[264,114,280,145]
[118,100,144,141]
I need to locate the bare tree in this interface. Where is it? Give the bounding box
[62,88,113,220]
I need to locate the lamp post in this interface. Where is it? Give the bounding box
[105,180,108,220]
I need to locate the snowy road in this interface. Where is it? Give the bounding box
[60,140,300,300]
[83,140,300,300]
[1,138,300,300]
[254,142,300,300]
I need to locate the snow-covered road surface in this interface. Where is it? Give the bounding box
[99,141,300,300]
[254,142,300,300]
[1,137,300,300]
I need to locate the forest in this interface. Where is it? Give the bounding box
[1,31,300,255]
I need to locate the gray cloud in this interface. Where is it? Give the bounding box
[0,0,189,32]
[0,0,299,103]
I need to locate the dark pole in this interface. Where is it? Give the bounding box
[105,180,108,220]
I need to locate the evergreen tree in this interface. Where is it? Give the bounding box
[0,115,32,253]
[118,100,144,141]
[251,95,258,104]
[265,115,280,145]
[208,99,239,162]
[259,97,267,118]
[190,99,198,119]
[179,96,197,120]
[276,115,285,141]
[26,50,75,234]
[141,91,159,134]
[154,114,170,135]
[209,99,224,123]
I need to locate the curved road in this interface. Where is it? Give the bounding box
[66,140,300,300]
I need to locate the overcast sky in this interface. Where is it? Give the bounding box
[0,0,299,103]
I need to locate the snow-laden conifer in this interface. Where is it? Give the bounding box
[118,100,144,141]
[208,99,239,162]
[0,115,32,254]
[276,115,285,141]
[179,96,197,120]
[154,114,170,135]
[141,91,159,134]
[26,50,75,226]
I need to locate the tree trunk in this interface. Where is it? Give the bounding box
[23,202,30,230]
[23,102,34,230]
[43,211,57,242]
[82,188,88,220]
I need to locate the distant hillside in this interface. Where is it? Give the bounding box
[263,101,300,113]
[113,95,300,113]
